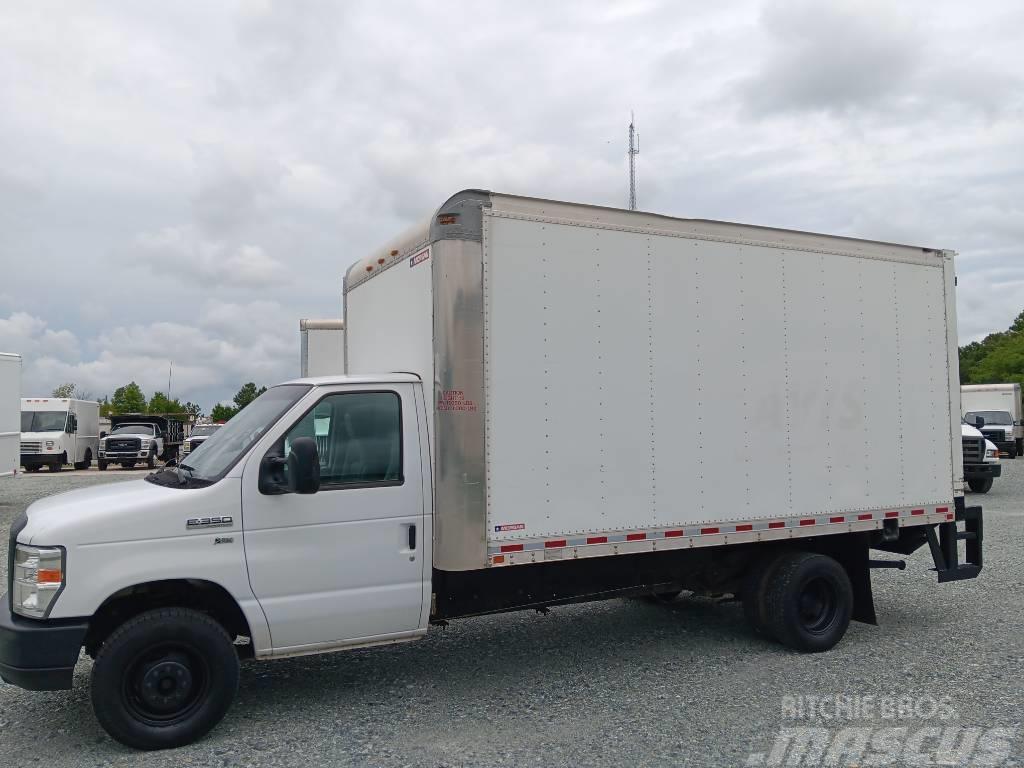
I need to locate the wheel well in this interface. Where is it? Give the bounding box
[84,579,253,659]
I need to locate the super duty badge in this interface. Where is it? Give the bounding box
[187,516,233,529]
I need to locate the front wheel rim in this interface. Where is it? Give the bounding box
[123,643,210,726]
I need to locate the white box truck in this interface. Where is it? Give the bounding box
[0,353,21,477]
[299,318,345,377]
[961,383,1022,458]
[1,191,983,750]
[20,397,99,472]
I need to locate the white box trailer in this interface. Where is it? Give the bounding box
[961,383,1022,457]
[345,190,974,576]
[20,398,100,471]
[299,318,345,377]
[0,191,984,750]
[0,353,21,477]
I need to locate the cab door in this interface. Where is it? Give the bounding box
[241,384,428,653]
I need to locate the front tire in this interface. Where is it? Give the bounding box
[147,450,156,469]
[91,608,239,750]
[98,460,108,471]
[763,552,852,653]
[967,477,993,493]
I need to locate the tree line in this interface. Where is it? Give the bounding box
[50,381,268,422]
[959,309,1024,389]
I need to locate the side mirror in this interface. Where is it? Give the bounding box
[258,437,320,495]
[100,431,107,439]
[287,437,320,494]
[974,416,985,428]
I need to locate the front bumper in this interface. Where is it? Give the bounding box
[964,462,1002,479]
[100,451,149,459]
[0,605,88,690]
[20,454,61,468]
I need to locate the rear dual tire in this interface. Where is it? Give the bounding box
[742,551,852,653]
[91,608,239,751]
[967,477,993,493]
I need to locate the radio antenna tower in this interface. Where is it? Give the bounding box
[628,112,639,210]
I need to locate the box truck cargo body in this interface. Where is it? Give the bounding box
[961,383,1022,457]
[1,191,983,749]
[345,190,967,573]
[299,318,345,377]
[20,397,99,471]
[0,353,20,477]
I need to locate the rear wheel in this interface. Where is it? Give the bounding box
[763,552,852,652]
[741,551,787,634]
[967,477,993,493]
[91,608,239,750]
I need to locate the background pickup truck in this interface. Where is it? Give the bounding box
[962,422,1001,493]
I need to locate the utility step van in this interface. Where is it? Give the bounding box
[1,191,982,749]
[20,397,99,472]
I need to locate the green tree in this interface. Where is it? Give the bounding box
[233,382,267,411]
[182,401,203,419]
[148,391,184,414]
[52,382,76,398]
[959,309,1024,390]
[110,382,147,414]
[209,403,237,422]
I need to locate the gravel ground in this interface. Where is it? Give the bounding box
[1,465,1021,767]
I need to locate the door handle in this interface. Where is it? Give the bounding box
[407,524,417,550]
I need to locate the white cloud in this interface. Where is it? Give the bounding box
[0,0,1022,407]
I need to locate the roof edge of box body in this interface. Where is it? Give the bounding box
[344,189,491,293]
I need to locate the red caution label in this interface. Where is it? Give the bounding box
[438,390,478,413]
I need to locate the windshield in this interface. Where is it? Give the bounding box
[21,411,68,432]
[179,385,311,482]
[109,424,155,436]
[965,411,1013,426]
[190,425,220,437]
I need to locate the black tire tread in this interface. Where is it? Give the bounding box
[91,607,239,750]
[764,552,852,653]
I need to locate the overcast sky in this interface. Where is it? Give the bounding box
[1,1,1022,410]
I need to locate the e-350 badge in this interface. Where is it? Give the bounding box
[186,516,233,529]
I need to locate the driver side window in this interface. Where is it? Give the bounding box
[282,391,403,488]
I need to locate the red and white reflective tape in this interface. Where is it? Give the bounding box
[487,504,954,566]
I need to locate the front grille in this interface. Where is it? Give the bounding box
[962,436,985,463]
[107,438,141,452]
[20,441,41,454]
[188,439,204,452]
[981,430,1005,444]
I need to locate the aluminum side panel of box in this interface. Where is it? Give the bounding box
[431,238,488,571]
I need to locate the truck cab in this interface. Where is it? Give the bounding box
[20,398,100,472]
[964,410,1017,458]
[182,423,221,457]
[98,414,184,470]
[961,422,1001,493]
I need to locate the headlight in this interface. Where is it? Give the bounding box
[986,448,999,459]
[45,440,54,449]
[12,544,65,619]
